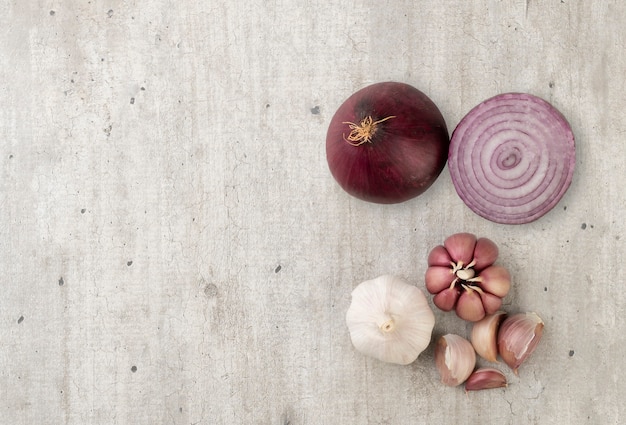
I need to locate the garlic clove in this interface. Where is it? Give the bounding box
[425,266,455,294]
[444,232,477,265]
[455,286,486,322]
[470,311,506,362]
[472,237,499,271]
[433,286,460,311]
[497,312,544,374]
[427,245,452,267]
[435,334,476,386]
[464,368,507,391]
[346,275,436,365]
[476,289,503,315]
[473,265,511,298]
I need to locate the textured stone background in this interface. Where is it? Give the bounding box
[1,1,624,424]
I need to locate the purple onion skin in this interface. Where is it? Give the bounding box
[326,82,449,204]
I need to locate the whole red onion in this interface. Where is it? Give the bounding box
[326,82,449,204]
[425,233,511,322]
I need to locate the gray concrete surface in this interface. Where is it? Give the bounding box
[1,1,624,424]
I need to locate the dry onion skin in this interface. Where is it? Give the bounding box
[326,82,449,204]
[448,93,576,224]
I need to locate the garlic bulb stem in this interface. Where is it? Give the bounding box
[450,261,462,273]
[378,316,396,333]
[456,268,476,280]
[450,258,477,281]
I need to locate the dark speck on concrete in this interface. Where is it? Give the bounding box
[130,97,135,105]
[581,223,587,230]
[17,316,24,324]
[549,81,555,88]
[9,154,13,159]
[310,105,320,115]
[265,103,270,108]
[81,208,86,214]
[544,287,548,291]
[107,9,114,18]
[204,283,218,298]
[569,350,575,357]
[59,277,65,286]
[127,260,133,266]
[563,206,567,210]
[275,265,282,273]
[50,10,55,16]
[131,365,137,372]
[141,87,146,91]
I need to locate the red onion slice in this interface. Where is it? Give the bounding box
[448,93,575,224]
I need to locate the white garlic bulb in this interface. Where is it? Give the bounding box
[345,275,436,365]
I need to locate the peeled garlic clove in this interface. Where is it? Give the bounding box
[497,312,544,374]
[455,286,486,322]
[346,275,435,365]
[465,368,507,391]
[470,311,506,362]
[472,237,499,271]
[435,334,476,386]
[433,286,460,311]
[427,245,452,267]
[474,265,511,297]
[443,232,477,265]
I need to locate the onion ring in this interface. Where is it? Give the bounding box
[448,93,576,224]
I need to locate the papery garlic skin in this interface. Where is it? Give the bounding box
[346,275,435,365]
[425,233,511,322]
[465,368,507,391]
[497,312,544,374]
[434,334,476,386]
[471,312,507,362]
